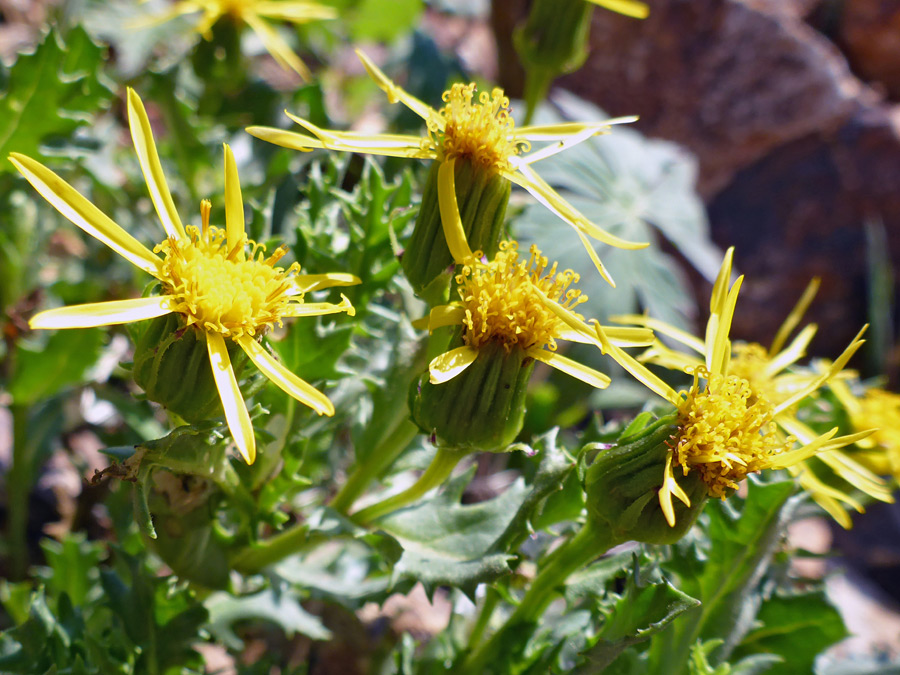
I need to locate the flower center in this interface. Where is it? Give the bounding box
[457,241,586,351]
[429,84,529,173]
[728,342,777,402]
[674,366,789,499]
[156,200,298,339]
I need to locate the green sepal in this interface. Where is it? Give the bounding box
[130,313,251,424]
[409,341,534,451]
[584,413,708,544]
[401,158,510,297]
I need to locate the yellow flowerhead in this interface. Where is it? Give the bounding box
[830,379,900,481]
[146,0,336,79]
[569,248,878,527]
[247,50,647,285]
[11,88,358,465]
[422,240,653,387]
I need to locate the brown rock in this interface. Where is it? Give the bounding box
[708,105,900,362]
[839,0,900,100]
[551,0,873,196]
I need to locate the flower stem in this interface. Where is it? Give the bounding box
[329,418,419,514]
[459,519,615,675]
[351,446,463,525]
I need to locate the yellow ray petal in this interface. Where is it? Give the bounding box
[429,346,478,384]
[506,164,648,251]
[207,332,256,464]
[126,88,186,241]
[290,273,361,295]
[594,324,682,406]
[237,335,334,416]
[792,467,858,528]
[427,305,466,331]
[612,314,706,354]
[245,125,321,152]
[827,374,862,417]
[29,296,173,329]
[772,326,867,416]
[659,453,691,527]
[598,326,655,347]
[770,277,820,355]
[709,247,735,317]
[282,294,355,317]
[243,12,311,79]
[9,153,161,277]
[252,2,338,22]
[586,0,650,19]
[355,49,437,125]
[517,117,638,142]
[437,158,475,263]
[763,323,817,378]
[528,348,611,389]
[285,112,435,157]
[707,276,743,377]
[223,144,245,259]
[519,126,607,165]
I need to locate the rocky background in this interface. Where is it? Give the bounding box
[493,0,900,382]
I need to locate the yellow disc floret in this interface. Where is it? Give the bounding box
[156,200,298,339]
[674,366,791,499]
[457,241,586,352]
[429,84,529,173]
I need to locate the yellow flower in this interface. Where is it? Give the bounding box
[10,89,358,465]
[613,249,891,526]
[147,0,336,78]
[545,248,876,527]
[830,379,900,481]
[421,240,653,386]
[247,50,647,286]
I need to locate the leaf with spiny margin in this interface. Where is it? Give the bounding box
[205,588,332,650]
[580,556,700,672]
[0,27,113,171]
[373,465,525,600]
[730,592,847,675]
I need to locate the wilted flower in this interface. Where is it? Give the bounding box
[11,89,357,465]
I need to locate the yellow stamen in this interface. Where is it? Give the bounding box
[674,366,790,499]
[429,84,529,174]
[457,241,586,352]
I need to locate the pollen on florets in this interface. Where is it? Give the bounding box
[428,84,530,173]
[674,366,791,499]
[155,201,299,339]
[456,241,587,352]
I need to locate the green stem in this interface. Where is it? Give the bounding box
[329,418,419,514]
[466,586,500,653]
[230,524,327,575]
[351,447,463,526]
[460,519,615,675]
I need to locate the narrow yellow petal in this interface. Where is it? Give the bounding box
[207,332,256,464]
[29,296,173,329]
[290,273,361,295]
[658,453,689,528]
[599,326,655,347]
[126,88,186,241]
[818,450,893,501]
[9,153,161,277]
[772,326,867,416]
[793,468,857,528]
[223,144,245,259]
[282,294,355,317]
[506,163,648,250]
[594,323,682,406]
[709,247,735,317]
[437,158,474,263]
[612,314,706,354]
[708,276,743,377]
[641,343,703,372]
[770,277,820,355]
[520,126,606,165]
[763,323,817,378]
[576,229,616,287]
[245,125,322,152]
[827,374,862,417]
[517,117,638,142]
[586,0,650,19]
[243,13,311,80]
[427,305,466,331]
[355,49,437,125]
[237,335,334,416]
[429,346,478,384]
[528,348,611,389]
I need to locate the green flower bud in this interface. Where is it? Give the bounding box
[402,157,510,298]
[130,313,251,423]
[584,414,708,544]
[409,340,534,451]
